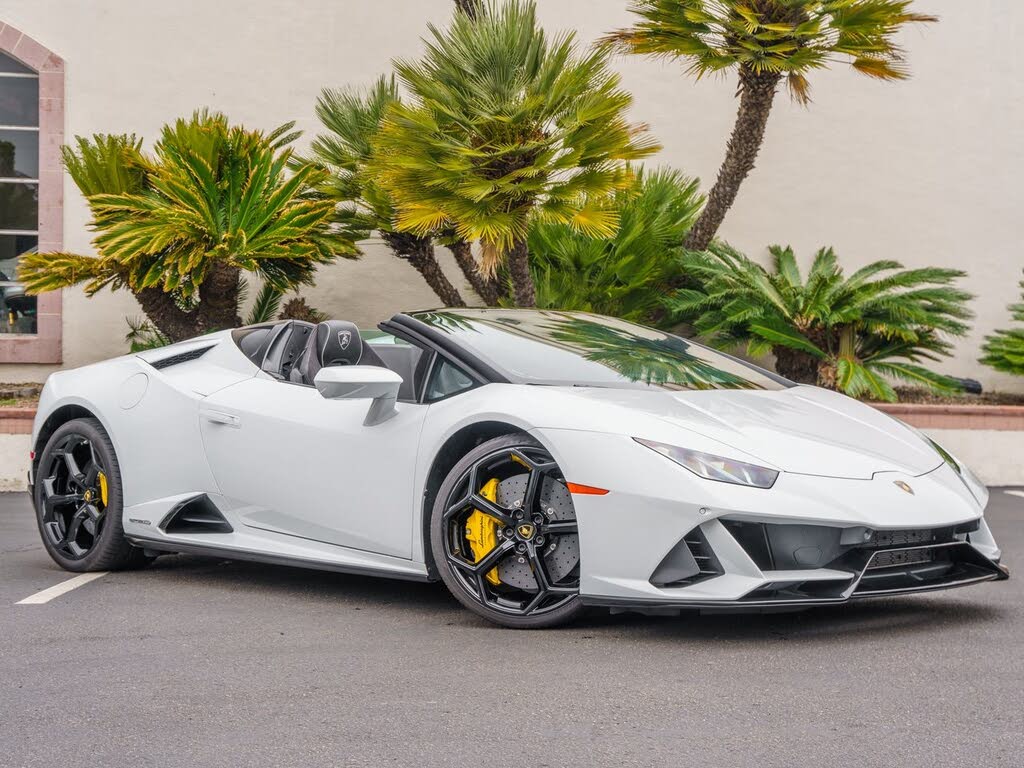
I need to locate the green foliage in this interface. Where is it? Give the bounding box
[125,316,171,352]
[670,244,973,401]
[981,273,1024,376]
[307,76,398,239]
[123,280,284,352]
[602,0,937,103]
[369,0,659,270]
[240,279,284,324]
[528,168,703,325]
[18,110,358,301]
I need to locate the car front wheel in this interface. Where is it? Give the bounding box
[431,432,583,628]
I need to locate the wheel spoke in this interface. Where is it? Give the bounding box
[443,495,472,522]
[82,504,104,536]
[43,491,83,514]
[471,539,515,575]
[63,506,88,548]
[61,450,86,487]
[468,495,515,528]
[542,520,578,536]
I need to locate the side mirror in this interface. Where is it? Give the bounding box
[313,365,403,425]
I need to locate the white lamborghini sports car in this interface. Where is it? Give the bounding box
[29,309,1008,627]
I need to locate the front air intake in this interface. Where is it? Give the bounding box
[160,494,233,534]
[650,527,722,588]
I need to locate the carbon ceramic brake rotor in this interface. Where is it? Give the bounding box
[496,474,579,590]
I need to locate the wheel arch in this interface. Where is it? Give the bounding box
[32,403,100,476]
[420,419,535,579]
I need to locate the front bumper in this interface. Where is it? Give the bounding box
[582,538,1008,614]
[534,428,1006,610]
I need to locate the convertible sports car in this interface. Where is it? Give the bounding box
[29,309,1008,627]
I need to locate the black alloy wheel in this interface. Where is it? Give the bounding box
[34,417,150,572]
[431,432,583,628]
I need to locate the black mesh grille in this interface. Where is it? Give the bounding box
[868,547,936,570]
[148,345,214,370]
[870,529,938,548]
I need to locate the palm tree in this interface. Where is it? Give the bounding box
[18,111,356,342]
[670,244,973,401]
[529,167,702,325]
[603,1,936,251]
[369,0,660,307]
[981,272,1024,376]
[308,77,468,307]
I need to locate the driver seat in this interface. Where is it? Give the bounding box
[291,320,384,385]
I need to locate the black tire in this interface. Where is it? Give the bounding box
[34,417,151,572]
[431,432,583,629]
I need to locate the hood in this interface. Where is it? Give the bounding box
[567,384,941,480]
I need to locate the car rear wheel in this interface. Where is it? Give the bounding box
[431,433,583,628]
[34,417,151,572]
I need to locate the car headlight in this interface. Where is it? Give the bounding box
[926,436,987,504]
[634,438,779,489]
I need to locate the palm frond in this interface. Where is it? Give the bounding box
[671,242,972,400]
[602,1,937,102]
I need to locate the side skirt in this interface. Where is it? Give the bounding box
[128,536,434,583]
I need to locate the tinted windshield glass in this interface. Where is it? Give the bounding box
[409,310,789,391]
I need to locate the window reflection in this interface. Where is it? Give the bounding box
[412,309,787,391]
[0,52,40,335]
[0,236,37,334]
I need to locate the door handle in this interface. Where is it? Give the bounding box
[202,410,241,428]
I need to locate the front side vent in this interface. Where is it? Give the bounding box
[650,527,723,588]
[148,345,215,370]
[160,494,233,534]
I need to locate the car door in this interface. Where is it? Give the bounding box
[198,373,428,559]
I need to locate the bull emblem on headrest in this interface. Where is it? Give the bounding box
[338,330,352,350]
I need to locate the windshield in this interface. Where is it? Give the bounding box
[408,309,789,391]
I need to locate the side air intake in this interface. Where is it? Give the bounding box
[148,345,215,370]
[160,494,233,534]
[650,527,723,588]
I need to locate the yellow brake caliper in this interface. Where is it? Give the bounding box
[465,478,502,586]
[97,471,109,508]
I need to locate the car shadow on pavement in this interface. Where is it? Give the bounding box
[138,554,1008,642]
[571,596,1009,644]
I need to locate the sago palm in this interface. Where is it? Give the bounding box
[529,167,702,325]
[308,77,470,307]
[603,1,936,251]
[369,0,660,307]
[980,272,1024,376]
[18,110,357,342]
[670,244,972,401]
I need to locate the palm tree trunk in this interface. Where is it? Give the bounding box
[506,238,536,307]
[449,240,501,306]
[773,347,820,384]
[684,66,781,251]
[454,0,482,19]
[134,288,200,343]
[383,232,465,307]
[197,262,243,332]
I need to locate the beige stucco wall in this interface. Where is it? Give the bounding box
[1,0,1021,391]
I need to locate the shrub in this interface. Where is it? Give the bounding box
[670,244,973,401]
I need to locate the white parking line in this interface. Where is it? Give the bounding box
[1004,490,1024,499]
[16,572,108,605]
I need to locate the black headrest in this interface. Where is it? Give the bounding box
[300,320,363,383]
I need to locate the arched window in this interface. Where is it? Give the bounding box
[0,24,63,363]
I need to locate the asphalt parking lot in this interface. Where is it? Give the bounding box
[1,491,1022,768]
